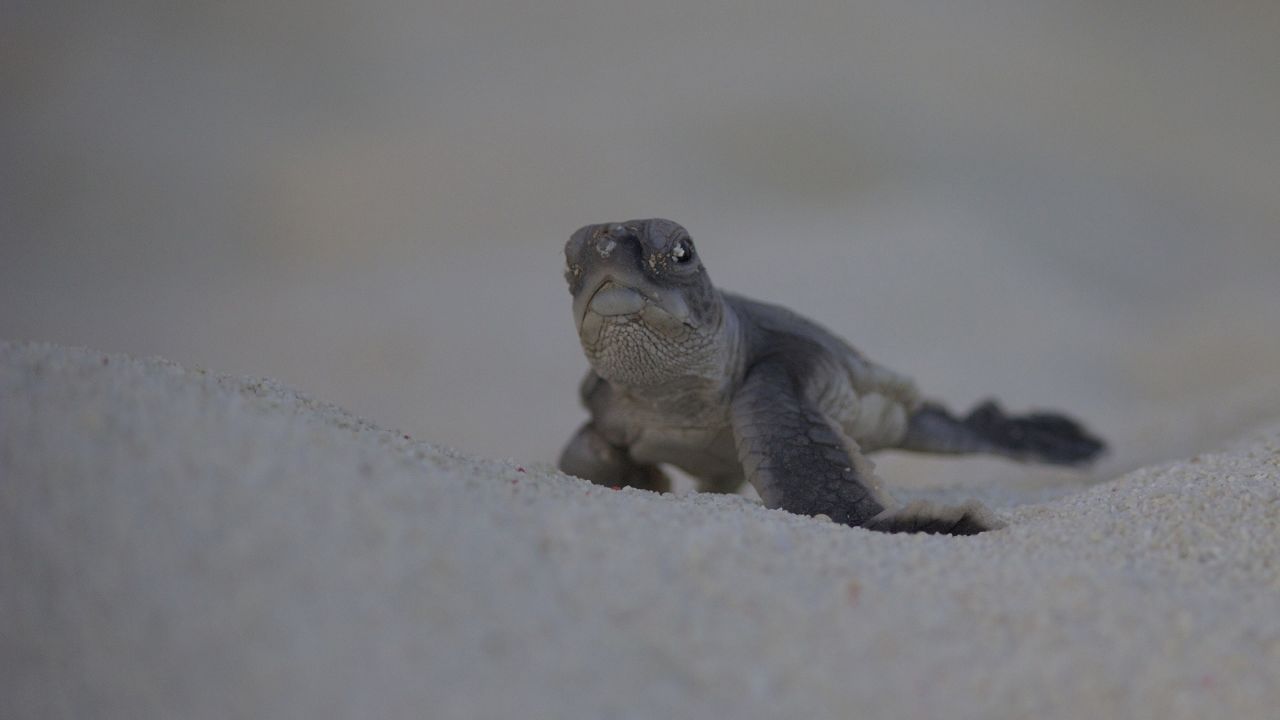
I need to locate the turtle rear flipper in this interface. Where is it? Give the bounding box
[902,400,1106,467]
[865,500,1004,536]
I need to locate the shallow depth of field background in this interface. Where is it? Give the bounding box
[4,1,1279,494]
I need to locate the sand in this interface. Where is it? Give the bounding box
[4,340,1280,719]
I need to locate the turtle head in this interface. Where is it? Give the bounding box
[564,219,726,386]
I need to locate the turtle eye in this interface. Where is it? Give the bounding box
[671,240,694,264]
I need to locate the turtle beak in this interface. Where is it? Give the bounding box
[573,268,694,333]
[573,268,647,330]
[586,281,647,317]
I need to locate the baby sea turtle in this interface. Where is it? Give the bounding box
[559,219,1105,535]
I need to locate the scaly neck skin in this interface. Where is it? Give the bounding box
[581,291,744,403]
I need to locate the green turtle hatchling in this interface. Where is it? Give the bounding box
[559,219,1106,535]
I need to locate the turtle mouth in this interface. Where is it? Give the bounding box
[586,280,649,317]
[575,276,655,330]
[574,275,695,334]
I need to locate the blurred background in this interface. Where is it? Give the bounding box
[4,0,1279,499]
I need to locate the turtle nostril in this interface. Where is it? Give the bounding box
[595,235,619,258]
[592,224,632,257]
[600,223,644,254]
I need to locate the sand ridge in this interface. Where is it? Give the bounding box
[3,341,1279,719]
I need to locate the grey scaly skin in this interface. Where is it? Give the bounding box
[559,219,1106,535]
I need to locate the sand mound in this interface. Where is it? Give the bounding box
[3,341,1279,719]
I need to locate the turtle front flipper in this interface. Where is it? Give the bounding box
[865,500,1003,535]
[731,360,1002,534]
[559,422,672,492]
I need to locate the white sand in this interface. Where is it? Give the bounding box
[4,340,1280,719]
